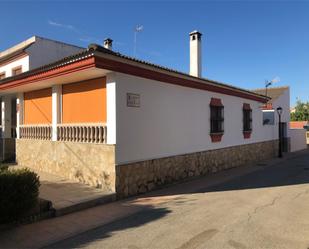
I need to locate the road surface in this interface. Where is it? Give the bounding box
[47,150,309,249]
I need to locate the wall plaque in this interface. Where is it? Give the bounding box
[127,93,140,107]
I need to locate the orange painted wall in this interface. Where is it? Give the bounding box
[62,77,106,123]
[24,88,52,124]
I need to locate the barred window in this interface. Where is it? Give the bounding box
[210,99,224,134]
[243,106,252,132]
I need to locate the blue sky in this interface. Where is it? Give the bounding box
[1,1,308,106]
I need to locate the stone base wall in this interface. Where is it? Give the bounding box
[16,139,115,191]
[116,140,278,197]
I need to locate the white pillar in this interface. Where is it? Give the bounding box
[106,73,116,145]
[1,95,12,138]
[52,85,62,141]
[16,93,24,139]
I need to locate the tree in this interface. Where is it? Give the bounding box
[290,99,309,121]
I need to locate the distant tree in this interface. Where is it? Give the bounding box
[291,99,309,121]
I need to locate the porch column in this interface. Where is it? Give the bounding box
[16,93,24,139]
[106,73,116,144]
[52,85,62,141]
[1,95,12,138]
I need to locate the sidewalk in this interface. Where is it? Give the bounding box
[1,149,308,249]
[38,171,116,216]
[10,166,116,216]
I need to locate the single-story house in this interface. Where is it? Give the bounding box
[0,31,286,197]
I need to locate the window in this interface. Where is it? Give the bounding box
[243,103,252,139]
[262,110,274,125]
[12,66,22,76]
[210,98,224,142]
[0,72,5,80]
[210,105,224,133]
[210,97,224,128]
[243,109,252,131]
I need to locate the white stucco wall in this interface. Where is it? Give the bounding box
[271,88,290,137]
[290,129,307,152]
[26,38,83,70]
[0,55,29,77]
[0,37,83,79]
[114,72,278,165]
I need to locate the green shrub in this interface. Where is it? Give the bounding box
[0,164,8,171]
[0,168,40,223]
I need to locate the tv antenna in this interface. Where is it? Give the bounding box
[134,25,143,57]
[265,76,280,98]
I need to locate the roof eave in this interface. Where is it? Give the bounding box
[0,46,269,103]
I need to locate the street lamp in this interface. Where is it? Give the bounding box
[276,107,283,158]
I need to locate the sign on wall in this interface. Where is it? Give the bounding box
[127,93,140,107]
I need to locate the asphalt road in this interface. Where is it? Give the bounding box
[48,151,309,249]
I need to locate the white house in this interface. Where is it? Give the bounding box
[252,86,290,152]
[0,36,83,160]
[0,32,285,197]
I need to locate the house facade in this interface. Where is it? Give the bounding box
[0,32,282,197]
[0,36,83,160]
[253,86,291,152]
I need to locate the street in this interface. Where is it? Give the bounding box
[46,150,309,249]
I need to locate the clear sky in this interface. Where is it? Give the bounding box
[1,1,308,106]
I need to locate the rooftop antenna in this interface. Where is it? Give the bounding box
[265,76,280,99]
[134,25,143,57]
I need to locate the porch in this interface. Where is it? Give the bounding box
[0,74,117,190]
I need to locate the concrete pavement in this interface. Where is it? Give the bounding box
[1,149,309,248]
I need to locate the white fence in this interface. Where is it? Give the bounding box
[20,125,52,140]
[19,123,107,144]
[57,123,107,144]
[289,128,307,152]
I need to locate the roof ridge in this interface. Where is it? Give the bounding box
[89,44,268,99]
[35,35,84,50]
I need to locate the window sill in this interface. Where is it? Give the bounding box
[243,131,252,139]
[210,132,224,142]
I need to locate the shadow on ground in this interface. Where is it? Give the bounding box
[45,205,171,249]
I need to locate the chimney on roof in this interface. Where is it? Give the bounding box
[103,38,113,50]
[189,30,202,78]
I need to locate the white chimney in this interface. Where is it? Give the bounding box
[189,30,202,77]
[103,38,113,50]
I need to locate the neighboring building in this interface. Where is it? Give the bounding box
[290,107,296,113]
[252,86,290,152]
[290,121,308,129]
[0,32,286,197]
[0,36,83,160]
[290,121,309,145]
